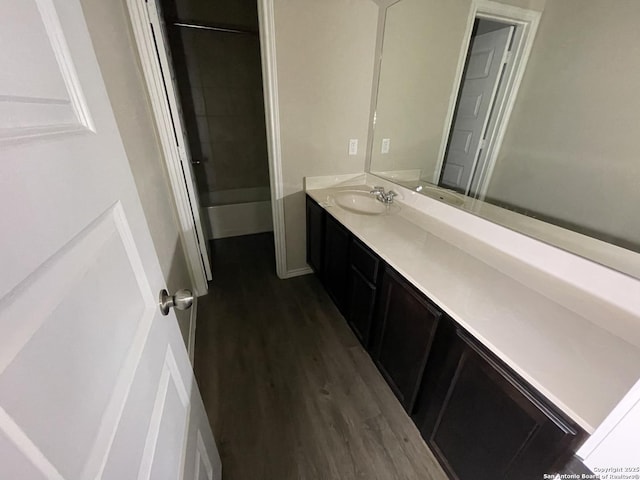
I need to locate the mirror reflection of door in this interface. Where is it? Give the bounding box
[440,20,514,195]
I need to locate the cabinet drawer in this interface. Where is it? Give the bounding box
[323,213,350,314]
[350,237,381,284]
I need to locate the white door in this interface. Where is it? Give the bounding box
[440,26,514,194]
[0,1,221,479]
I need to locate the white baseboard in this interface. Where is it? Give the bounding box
[187,295,198,367]
[283,266,313,278]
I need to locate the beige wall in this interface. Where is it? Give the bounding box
[80,0,194,343]
[488,0,640,249]
[273,0,379,271]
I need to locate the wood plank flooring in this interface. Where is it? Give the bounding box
[194,233,447,480]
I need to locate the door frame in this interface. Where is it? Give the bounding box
[257,0,290,279]
[432,0,541,200]
[126,0,290,280]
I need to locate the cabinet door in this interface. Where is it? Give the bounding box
[373,267,441,412]
[323,214,350,314]
[347,266,377,347]
[425,330,585,480]
[306,195,325,276]
[347,238,383,350]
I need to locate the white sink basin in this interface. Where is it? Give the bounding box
[333,190,393,215]
[417,185,465,206]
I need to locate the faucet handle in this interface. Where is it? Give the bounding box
[387,190,397,198]
[370,186,385,194]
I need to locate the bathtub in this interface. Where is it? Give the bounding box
[200,187,273,239]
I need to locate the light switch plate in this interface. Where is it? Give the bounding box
[349,139,358,156]
[381,138,390,154]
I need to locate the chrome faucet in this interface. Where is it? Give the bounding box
[369,186,397,205]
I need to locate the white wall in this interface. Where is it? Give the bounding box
[80,0,194,343]
[579,379,640,472]
[272,0,379,273]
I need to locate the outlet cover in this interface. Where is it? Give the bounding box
[381,138,390,154]
[349,139,358,156]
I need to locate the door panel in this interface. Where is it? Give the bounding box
[0,0,92,141]
[0,0,220,478]
[441,163,464,187]
[144,348,189,480]
[449,129,473,154]
[193,432,215,480]
[0,207,153,480]
[456,93,483,119]
[466,47,495,79]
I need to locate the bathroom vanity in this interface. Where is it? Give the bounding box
[305,177,640,479]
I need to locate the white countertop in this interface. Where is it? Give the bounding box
[306,181,640,434]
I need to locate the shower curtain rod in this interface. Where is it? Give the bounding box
[172,21,258,36]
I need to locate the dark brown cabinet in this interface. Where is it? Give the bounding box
[304,194,585,478]
[415,328,586,480]
[306,195,325,276]
[323,213,350,315]
[346,238,383,349]
[372,266,441,413]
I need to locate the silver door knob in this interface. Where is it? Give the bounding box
[159,289,194,316]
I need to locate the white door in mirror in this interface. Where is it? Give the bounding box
[0,1,220,479]
[441,26,514,193]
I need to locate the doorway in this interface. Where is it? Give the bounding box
[159,0,273,240]
[435,3,541,200]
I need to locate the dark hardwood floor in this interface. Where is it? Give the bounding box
[194,233,447,480]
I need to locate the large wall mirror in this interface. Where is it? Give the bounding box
[368,0,640,279]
